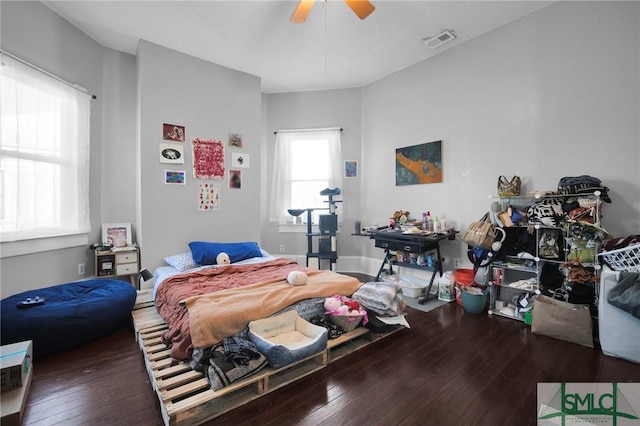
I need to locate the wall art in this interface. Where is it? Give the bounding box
[344,160,358,178]
[229,170,242,189]
[163,123,185,142]
[395,140,442,186]
[228,133,243,148]
[102,223,132,247]
[159,143,184,163]
[231,152,250,168]
[165,170,186,185]
[192,138,224,180]
[198,183,220,211]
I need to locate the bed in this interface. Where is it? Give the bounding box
[136,243,404,425]
[152,245,362,361]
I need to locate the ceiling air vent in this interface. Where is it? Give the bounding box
[423,30,456,49]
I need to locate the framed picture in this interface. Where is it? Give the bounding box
[344,160,358,178]
[163,123,185,142]
[395,140,442,186]
[165,170,186,185]
[102,223,132,247]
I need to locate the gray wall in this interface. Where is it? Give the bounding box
[261,89,363,263]
[359,1,640,272]
[1,1,639,296]
[136,41,263,272]
[1,1,108,296]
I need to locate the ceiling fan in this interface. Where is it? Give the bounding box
[290,0,375,24]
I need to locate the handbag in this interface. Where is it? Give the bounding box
[557,175,611,203]
[531,293,593,347]
[462,213,505,251]
[497,176,521,197]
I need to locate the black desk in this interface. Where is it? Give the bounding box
[371,229,457,304]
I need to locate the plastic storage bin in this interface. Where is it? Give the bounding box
[598,267,640,363]
[385,274,428,298]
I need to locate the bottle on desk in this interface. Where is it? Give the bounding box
[426,211,433,232]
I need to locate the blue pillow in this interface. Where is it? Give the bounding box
[189,241,263,265]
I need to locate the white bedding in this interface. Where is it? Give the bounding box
[152,254,279,299]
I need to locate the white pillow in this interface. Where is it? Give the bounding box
[163,252,199,272]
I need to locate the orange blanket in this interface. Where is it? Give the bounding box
[183,269,362,350]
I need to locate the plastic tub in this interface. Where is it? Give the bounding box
[455,268,475,305]
[385,274,428,298]
[460,288,487,314]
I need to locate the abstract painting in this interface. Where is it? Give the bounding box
[395,140,442,186]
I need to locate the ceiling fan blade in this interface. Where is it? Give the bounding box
[290,0,316,24]
[344,0,375,20]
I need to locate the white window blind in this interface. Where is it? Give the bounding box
[0,53,91,243]
[269,128,342,224]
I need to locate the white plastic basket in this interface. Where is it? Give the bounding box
[598,243,640,273]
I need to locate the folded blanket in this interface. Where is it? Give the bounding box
[352,281,405,316]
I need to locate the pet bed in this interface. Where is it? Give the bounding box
[248,310,328,368]
[1,279,137,357]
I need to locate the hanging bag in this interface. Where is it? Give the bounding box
[462,213,506,251]
[497,175,522,197]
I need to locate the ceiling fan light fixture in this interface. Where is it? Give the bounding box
[423,29,456,49]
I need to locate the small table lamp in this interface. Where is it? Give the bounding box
[138,268,154,290]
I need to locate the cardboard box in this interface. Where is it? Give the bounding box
[1,341,33,392]
[0,365,32,426]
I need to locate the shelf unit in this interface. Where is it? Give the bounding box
[486,191,605,322]
[94,247,140,287]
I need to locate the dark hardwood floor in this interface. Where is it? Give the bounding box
[22,275,640,426]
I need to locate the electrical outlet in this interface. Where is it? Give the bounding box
[453,258,460,269]
[78,263,85,276]
[279,244,285,253]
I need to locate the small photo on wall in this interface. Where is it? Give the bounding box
[229,170,242,189]
[231,152,250,168]
[345,160,358,178]
[163,123,185,142]
[160,143,184,163]
[229,133,243,148]
[165,170,186,185]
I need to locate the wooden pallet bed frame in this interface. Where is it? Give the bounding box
[132,290,402,426]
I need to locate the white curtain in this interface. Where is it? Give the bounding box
[269,128,342,223]
[0,54,91,242]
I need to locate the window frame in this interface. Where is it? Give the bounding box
[0,52,91,254]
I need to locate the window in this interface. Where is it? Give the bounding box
[269,128,342,224]
[0,54,91,243]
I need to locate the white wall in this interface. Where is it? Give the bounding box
[359,1,640,272]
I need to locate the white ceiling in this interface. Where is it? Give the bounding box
[43,0,555,93]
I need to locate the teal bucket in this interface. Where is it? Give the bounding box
[460,289,487,314]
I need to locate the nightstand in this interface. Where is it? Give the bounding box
[95,247,140,287]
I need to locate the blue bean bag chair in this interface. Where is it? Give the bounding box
[1,279,137,358]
